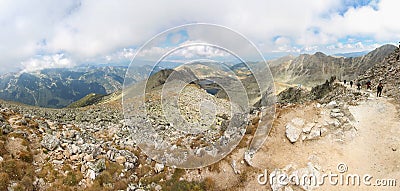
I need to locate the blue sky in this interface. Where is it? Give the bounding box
[0,0,399,73]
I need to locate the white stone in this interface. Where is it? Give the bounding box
[308,128,321,140]
[154,163,165,173]
[87,169,96,180]
[286,123,302,143]
[302,123,315,133]
[326,101,338,109]
[330,112,344,118]
[291,118,305,127]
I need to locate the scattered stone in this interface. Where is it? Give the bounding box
[291,118,305,127]
[87,169,96,180]
[231,159,240,174]
[155,185,162,191]
[308,128,321,140]
[41,134,60,151]
[154,163,165,174]
[116,156,127,165]
[326,101,338,109]
[302,123,315,133]
[285,123,302,143]
[93,158,106,173]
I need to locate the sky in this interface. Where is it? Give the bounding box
[0,0,399,73]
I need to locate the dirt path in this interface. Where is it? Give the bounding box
[246,86,400,190]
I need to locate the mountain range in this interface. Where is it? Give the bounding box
[0,44,396,108]
[0,66,154,108]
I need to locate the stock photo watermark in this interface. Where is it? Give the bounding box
[258,163,397,188]
[123,23,276,169]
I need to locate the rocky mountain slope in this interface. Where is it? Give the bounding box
[268,44,397,87]
[357,45,400,101]
[0,66,154,108]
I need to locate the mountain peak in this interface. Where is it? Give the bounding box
[314,52,327,57]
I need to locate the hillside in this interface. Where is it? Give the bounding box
[268,44,397,87]
[0,66,154,108]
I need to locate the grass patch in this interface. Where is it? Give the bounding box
[63,171,83,186]
[0,172,10,190]
[0,159,34,181]
[37,163,60,183]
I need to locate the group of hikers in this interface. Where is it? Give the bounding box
[343,79,384,97]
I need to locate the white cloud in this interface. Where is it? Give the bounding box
[0,0,400,73]
[20,54,75,73]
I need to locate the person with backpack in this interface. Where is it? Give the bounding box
[350,81,353,88]
[377,83,384,97]
[357,81,361,91]
[366,80,371,90]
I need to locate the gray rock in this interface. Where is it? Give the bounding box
[41,134,60,151]
[308,128,321,140]
[285,123,302,143]
[1,124,12,134]
[231,159,240,174]
[326,101,338,109]
[124,162,135,170]
[291,118,305,127]
[154,163,165,173]
[87,169,96,180]
[330,112,344,118]
[93,158,106,173]
[302,123,315,133]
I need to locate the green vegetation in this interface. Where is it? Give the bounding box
[67,93,105,108]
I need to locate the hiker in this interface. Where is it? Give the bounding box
[357,82,361,90]
[377,83,383,97]
[366,80,371,90]
[350,80,353,88]
[344,79,347,85]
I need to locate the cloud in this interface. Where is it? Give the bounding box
[20,53,75,73]
[0,0,399,73]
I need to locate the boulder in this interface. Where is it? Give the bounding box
[285,123,302,143]
[41,134,60,151]
[154,163,165,173]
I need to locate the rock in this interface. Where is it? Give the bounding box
[87,169,96,180]
[302,123,315,133]
[244,150,254,166]
[53,160,64,165]
[291,118,305,127]
[41,134,60,151]
[308,128,321,140]
[124,162,135,170]
[320,127,328,136]
[70,155,79,161]
[330,112,344,118]
[155,185,162,191]
[154,163,165,173]
[331,108,341,113]
[326,101,338,109]
[1,124,12,134]
[84,154,94,162]
[69,144,81,155]
[285,123,302,143]
[0,156,3,163]
[93,159,106,173]
[231,159,240,174]
[115,156,127,165]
